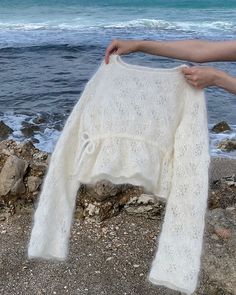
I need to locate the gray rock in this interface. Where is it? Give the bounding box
[20,121,40,138]
[27,176,42,192]
[0,155,28,196]
[0,121,13,140]
[11,178,26,195]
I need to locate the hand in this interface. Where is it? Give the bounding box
[105,39,140,64]
[181,65,222,89]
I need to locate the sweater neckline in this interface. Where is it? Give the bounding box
[112,53,188,74]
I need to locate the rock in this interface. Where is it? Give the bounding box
[217,138,236,152]
[0,216,6,221]
[98,201,116,221]
[33,151,49,161]
[0,121,13,140]
[211,233,219,240]
[211,121,232,133]
[32,115,46,124]
[219,174,236,187]
[214,226,231,239]
[17,140,39,158]
[85,203,100,217]
[0,148,14,156]
[20,121,40,137]
[11,178,26,195]
[29,162,47,177]
[208,174,236,209]
[76,182,147,221]
[30,137,40,144]
[126,194,156,205]
[0,155,28,197]
[226,206,235,211]
[124,193,164,217]
[87,179,122,202]
[27,176,42,192]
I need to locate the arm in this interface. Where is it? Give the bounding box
[181,65,236,95]
[105,38,236,94]
[137,39,236,62]
[214,70,236,95]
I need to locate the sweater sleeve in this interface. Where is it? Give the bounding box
[27,67,101,261]
[147,84,211,294]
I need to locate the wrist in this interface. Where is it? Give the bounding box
[213,70,229,87]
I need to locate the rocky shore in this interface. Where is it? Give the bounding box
[0,119,235,295]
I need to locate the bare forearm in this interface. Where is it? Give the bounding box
[214,71,236,95]
[136,39,236,63]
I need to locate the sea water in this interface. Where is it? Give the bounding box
[0,0,235,158]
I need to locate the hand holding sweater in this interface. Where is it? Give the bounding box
[105,38,236,95]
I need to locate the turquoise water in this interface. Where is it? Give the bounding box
[0,1,235,158]
[1,0,236,8]
[0,0,235,47]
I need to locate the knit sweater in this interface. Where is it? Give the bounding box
[27,53,211,295]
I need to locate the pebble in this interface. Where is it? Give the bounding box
[214,226,231,239]
[226,206,235,211]
[95,270,101,274]
[106,257,113,261]
[211,233,219,240]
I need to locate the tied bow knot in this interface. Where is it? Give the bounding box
[80,131,96,154]
[69,131,96,178]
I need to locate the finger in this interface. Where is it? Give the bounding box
[183,74,195,82]
[187,80,202,89]
[105,42,117,64]
[185,80,196,87]
[181,67,193,74]
[184,74,195,81]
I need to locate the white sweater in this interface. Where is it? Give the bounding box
[27,53,211,295]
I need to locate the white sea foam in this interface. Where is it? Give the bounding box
[0,18,235,32]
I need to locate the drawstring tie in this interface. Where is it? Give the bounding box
[69,131,96,178]
[69,131,165,179]
[76,131,96,164]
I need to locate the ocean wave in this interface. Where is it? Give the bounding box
[0,18,235,32]
[103,19,236,32]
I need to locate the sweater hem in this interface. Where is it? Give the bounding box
[78,172,156,195]
[147,275,194,295]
